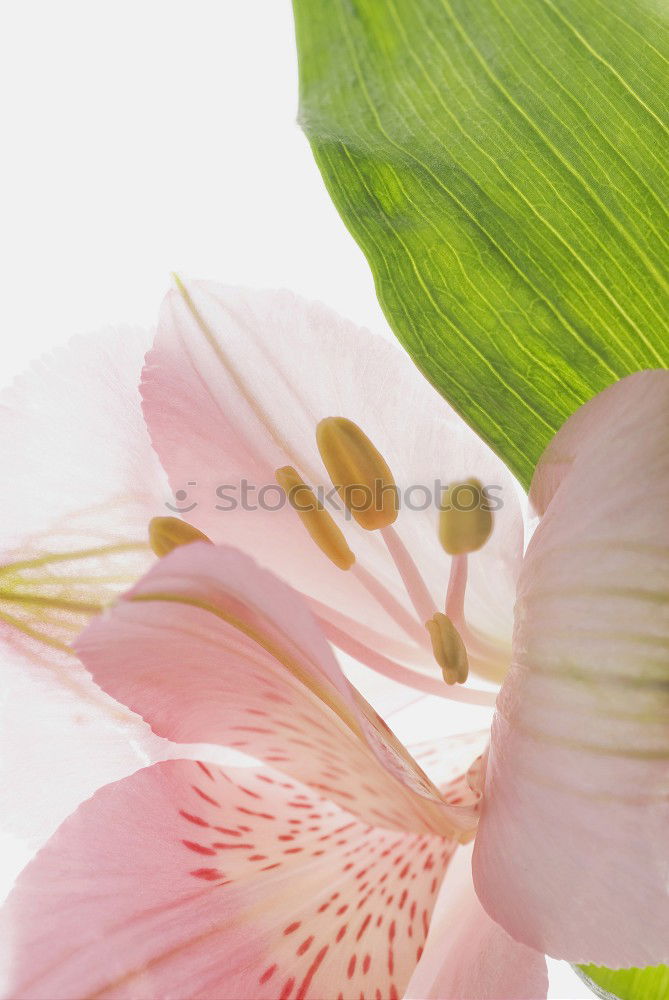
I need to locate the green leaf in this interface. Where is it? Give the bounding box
[293,0,669,487]
[578,964,669,1000]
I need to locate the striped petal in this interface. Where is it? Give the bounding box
[1,759,454,999]
[474,372,669,966]
[76,542,479,838]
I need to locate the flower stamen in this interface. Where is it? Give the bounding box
[316,417,398,530]
[380,524,437,625]
[439,478,493,555]
[276,466,355,571]
[426,612,469,686]
[149,517,212,557]
[350,563,431,647]
[444,547,510,684]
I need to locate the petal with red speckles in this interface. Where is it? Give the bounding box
[1,760,455,1000]
[76,542,477,838]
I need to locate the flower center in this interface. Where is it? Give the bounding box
[271,417,507,696]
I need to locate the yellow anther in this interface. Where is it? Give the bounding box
[316,417,398,531]
[149,516,212,557]
[439,478,493,555]
[426,612,469,685]
[276,466,355,571]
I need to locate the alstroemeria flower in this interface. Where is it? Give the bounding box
[3,281,666,997]
[135,282,668,967]
[1,543,548,999]
[0,328,168,847]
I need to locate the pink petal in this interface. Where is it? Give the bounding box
[0,329,167,846]
[405,845,547,999]
[76,542,478,837]
[141,280,524,686]
[2,759,455,999]
[474,372,669,965]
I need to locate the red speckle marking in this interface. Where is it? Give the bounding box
[179,810,209,827]
[182,840,216,856]
[192,786,220,807]
[295,945,329,1000]
[347,954,357,979]
[356,913,372,941]
[296,935,313,956]
[279,977,295,1000]
[259,964,277,985]
[284,921,301,935]
[190,868,223,881]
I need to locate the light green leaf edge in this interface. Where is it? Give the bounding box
[293,0,669,488]
[577,963,669,1000]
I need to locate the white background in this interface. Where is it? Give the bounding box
[1,2,590,996]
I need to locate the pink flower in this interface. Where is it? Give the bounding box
[138,280,669,965]
[2,280,667,996]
